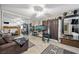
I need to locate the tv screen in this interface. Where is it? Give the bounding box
[4,22,9,24]
[71,19,78,24]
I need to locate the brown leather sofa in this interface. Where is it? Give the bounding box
[0,40,28,54]
[0,33,28,54]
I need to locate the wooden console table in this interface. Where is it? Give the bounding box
[61,38,79,48]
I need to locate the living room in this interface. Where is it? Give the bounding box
[0,4,79,54]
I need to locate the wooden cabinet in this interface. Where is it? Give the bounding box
[61,38,79,48]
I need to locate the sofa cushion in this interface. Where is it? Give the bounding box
[14,37,26,47]
[2,33,14,43]
[0,37,6,45]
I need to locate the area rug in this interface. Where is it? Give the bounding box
[29,41,35,48]
[41,44,76,54]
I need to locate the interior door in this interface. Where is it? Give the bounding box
[42,20,58,40]
[49,20,58,40]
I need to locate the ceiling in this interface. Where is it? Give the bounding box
[1,4,79,21]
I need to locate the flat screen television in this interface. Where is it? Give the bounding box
[4,22,9,24]
[71,19,78,24]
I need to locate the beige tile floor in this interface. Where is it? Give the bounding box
[23,36,50,54]
[22,36,79,54]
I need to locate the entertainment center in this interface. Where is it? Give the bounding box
[61,15,79,48]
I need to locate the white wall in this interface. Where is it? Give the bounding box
[0,5,1,30]
[58,19,62,42]
[32,20,42,26]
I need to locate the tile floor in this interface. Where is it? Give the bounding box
[22,35,79,54]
